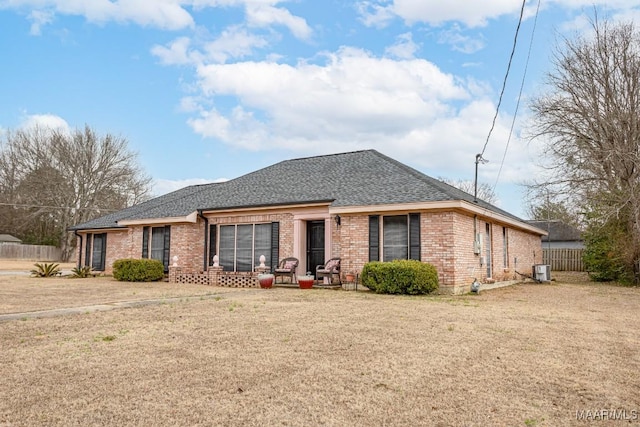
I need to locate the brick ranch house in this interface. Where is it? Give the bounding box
[70,150,545,294]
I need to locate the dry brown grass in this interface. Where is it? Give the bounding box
[1,272,639,426]
[0,260,75,271]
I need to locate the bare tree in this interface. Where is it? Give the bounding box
[439,178,498,205]
[0,125,151,260]
[529,17,640,275]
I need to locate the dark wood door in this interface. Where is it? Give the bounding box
[306,220,325,278]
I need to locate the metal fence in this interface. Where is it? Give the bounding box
[0,243,62,261]
[543,248,584,271]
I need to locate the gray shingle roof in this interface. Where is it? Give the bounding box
[71,149,523,230]
[526,220,582,242]
[0,234,22,243]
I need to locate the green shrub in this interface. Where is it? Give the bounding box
[361,260,438,295]
[30,262,61,278]
[583,233,624,282]
[113,258,164,282]
[70,265,93,278]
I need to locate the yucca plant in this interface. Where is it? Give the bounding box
[70,265,93,278]
[30,262,62,278]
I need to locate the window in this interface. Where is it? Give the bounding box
[142,226,171,272]
[218,223,276,272]
[150,227,166,262]
[383,215,409,261]
[85,233,107,271]
[503,227,509,268]
[369,213,420,262]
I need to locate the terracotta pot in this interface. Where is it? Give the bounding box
[345,273,355,283]
[258,274,274,289]
[297,276,314,289]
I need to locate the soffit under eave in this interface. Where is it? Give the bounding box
[330,201,548,236]
[117,211,199,226]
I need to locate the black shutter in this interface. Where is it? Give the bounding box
[409,213,421,261]
[100,233,107,270]
[270,222,280,273]
[369,215,380,262]
[84,234,92,267]
[209,224,217,266]
[163,225,171,272]
[142,226,149,258]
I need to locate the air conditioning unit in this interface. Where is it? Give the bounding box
[532,264,551,282]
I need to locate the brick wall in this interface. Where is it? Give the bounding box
[334,211,543,294]
[170,223,206,271]
[76,207,542,294]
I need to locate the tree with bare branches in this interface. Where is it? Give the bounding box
[529,17,640,280]
[438,178,498,205]
[0,125,151,260]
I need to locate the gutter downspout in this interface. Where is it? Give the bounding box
[197,210,208,272]
[74,231,82,269]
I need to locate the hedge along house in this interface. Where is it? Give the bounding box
[70,150,546,294]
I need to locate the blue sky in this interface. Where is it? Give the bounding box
[1,0,639,218]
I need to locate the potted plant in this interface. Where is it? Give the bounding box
[258,273,274,289]
[345,271,356,283]
[297,274,314,289]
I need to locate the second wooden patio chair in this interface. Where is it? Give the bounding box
[274,257,299,284]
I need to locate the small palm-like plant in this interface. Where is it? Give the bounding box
[30,262,61,278]
[70,265,93,278]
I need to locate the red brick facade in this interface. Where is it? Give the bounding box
[76,205,543,295]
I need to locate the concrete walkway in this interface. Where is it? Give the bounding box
[0,290,258,323]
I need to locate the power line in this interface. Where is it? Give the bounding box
[479,0,528,159]
[493,0,542,191]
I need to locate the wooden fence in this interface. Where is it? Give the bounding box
[0,243,62,261]
[543,248,584,272]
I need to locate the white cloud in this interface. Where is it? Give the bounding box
[28,9,54,35]
[357,0,523,28]
[245,3,312,39]
[203,25,269,63]
[2,0,312,37]
[1,0,195,30]
[151,36,197,66]
[152,177,227,196]
[181,47,535,181]
[438,25,485,54]
[356,1,396,28]
[20,113,70,133]
[357,0,640,28]
[384,32,419,59]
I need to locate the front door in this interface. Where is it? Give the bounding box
[307,220,325,278]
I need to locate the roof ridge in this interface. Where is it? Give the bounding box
[283,149,374,163]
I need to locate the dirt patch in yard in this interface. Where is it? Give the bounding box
[1,274,639,426]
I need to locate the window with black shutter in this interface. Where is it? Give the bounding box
[91,233,107,271]
[369,213,421,262]
[142,225,171,272]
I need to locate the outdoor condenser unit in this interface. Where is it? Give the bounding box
[532,264,551,282]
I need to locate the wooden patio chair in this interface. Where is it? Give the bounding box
[274,257,299,284]
[316,257,341,285]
